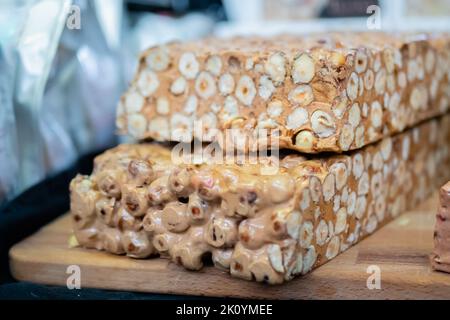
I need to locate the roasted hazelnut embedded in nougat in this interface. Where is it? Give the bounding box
[71,115,450,284]
[117,32,450,153]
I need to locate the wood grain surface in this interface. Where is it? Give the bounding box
[9,193,450,299]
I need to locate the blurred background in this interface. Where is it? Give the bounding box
[0,0,449,205]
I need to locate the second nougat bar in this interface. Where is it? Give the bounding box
[431,181,450,273]
[117,32,450,153]
[71,115,450,284]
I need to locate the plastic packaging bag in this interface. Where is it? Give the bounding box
[0,0,126,205]
[13,0,72,195]
[41,0,125,167]
[0,47,19,203]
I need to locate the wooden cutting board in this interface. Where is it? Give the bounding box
[9,193,450,299]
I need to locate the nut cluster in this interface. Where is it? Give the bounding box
[116,33,450,153]
[71,115,450,283]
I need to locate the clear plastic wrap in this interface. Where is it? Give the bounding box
[14,0,72,194]
[41,0,125,164]
[0,0,126,204]
[0,47,19,203]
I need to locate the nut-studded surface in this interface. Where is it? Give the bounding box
[72,115,450,284]
[117,32,450,153]
[431,181,450,273]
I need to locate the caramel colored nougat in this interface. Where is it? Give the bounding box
[72,115,450,284]
[117,32,450,153]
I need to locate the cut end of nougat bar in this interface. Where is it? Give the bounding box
[432,180,450,273]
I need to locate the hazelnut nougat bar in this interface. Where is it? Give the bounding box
[116,32,450,153]
[431,181,450,273]
[71,114,450,284]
